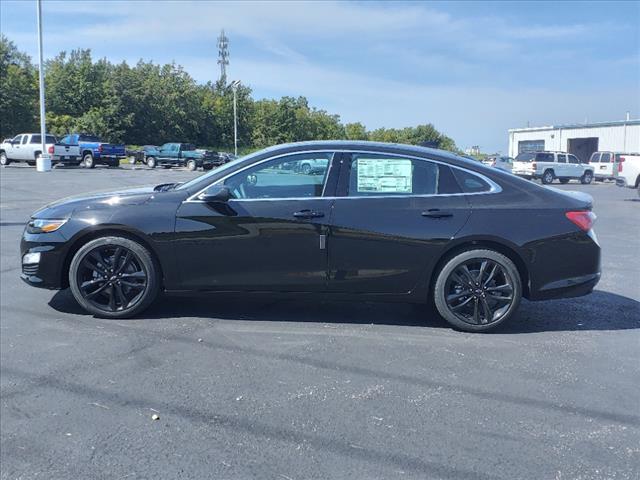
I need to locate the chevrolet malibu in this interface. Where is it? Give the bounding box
[21,141,601,332]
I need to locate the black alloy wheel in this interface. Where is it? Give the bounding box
[69,237,159,318]
[434,249,522,332]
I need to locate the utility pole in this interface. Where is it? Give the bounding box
[230,80,240,156]
[36,0,50,172]
[217,30,229,84]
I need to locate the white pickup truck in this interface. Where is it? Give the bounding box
[615,154,640,197]
[0,133,81,167]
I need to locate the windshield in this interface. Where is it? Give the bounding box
[515,152,535,162]
[175,149,265,191]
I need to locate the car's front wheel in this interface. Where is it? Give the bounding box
[0,152,9,166]
[146,156,156,168]
[69,236,160,318]
[581,171,593,184]
[186,159,197,171]
[433,249,522,332]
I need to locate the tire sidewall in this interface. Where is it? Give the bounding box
[433,249,522,332]
[69,236,160,318]
[581,171,593,184]
[187,159,196,171]
[83,154,94,168]
[542,170,554,184]
[147,157,156,168]
[0,152,8,166]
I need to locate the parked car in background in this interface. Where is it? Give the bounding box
[59,133,127,168]
[589,151,628,181]
[615,153,640,197]
[144,143,222,170]
[482,155,513,173]
[512,151,594,184]
[20,141,600,332]
[1,133,81,167]
[129,145,158,165]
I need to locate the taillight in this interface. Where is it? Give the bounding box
[491,161,496,167]
[619,157,625,172]
[47,145,54,154]
[531,162,537,169]
[98,144,103,153]
[566,211,596,232]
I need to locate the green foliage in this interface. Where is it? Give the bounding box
[1,36,458,152]
[0,35,38,138]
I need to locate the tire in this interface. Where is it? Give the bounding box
[69,236,160,318]
[146,156,156,168]
[186,159,197,171]
[433,249,522,332]
[581,171,593,184]
[0,152,9,166]
[203,164,214,171]
[541,170,554,184]
[559,178,570,184]
[83,153,95,169]
[109,158,120,168]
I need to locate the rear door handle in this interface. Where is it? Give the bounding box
[293,210,325,219]
[421,209,453,218]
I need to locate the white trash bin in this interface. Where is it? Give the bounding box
[36,154,52,172]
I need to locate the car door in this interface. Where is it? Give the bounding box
[598,152,611,177]
[327,152,472,294]
[567,154,583,177]
[7,135,22,160]
[556,154,569,177]
[173,151,340,291]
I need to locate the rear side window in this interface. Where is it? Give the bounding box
[346,154,461,196]
[452,169,492,193]
[568,155,580,164]
[535,153,554,162]
[590,153,601,163]
[557,154,567,163]
[30,135,56,144]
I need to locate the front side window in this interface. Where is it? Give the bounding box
[12,135,23,143]
[21,135,29,145]
[346,154,461,197]
[222,152,333,200]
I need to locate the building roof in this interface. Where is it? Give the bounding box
[509,119,640,133]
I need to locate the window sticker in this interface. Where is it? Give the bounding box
[356,158,413,193]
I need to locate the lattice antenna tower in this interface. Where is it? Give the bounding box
[217,29,229,84]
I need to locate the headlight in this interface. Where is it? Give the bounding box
[27,218,68,234]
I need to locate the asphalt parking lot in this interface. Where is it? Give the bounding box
[1,165,639,480]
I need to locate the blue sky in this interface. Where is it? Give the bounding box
[1,0,638,152]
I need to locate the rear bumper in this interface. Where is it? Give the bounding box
[530,272,600,300]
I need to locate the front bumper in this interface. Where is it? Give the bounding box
[20,231,69,289]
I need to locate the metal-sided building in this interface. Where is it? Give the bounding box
[508,119,640,162]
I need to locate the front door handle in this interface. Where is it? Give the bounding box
[421,209,453,218]
[293,210,325,219]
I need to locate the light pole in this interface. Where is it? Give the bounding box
[36,0,50,171]
[230,80,240,156]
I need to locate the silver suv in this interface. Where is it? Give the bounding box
[512,151,594,185]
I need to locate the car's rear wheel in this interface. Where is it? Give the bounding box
[69,236,160,318]
[83,153,95,168]
[581,171,593,184]
[559,178,570,184]
[186,159,197,171]
[146,156,156,168]
[0,152,9,166]
[433,249,522,332]
[541,170,554,184]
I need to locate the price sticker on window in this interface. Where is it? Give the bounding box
[356,158,413,193]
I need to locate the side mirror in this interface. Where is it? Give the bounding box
[197,185,232,203]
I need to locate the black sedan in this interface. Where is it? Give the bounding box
[20,141,600,332]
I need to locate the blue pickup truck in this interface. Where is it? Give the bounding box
[59,134,127,168]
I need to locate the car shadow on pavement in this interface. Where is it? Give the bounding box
[49,288,639,334]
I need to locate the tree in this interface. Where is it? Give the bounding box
[345,122,368,140]
[0,35,38,138]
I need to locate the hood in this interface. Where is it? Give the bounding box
[32,186,157,219]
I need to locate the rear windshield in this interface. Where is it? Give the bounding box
[515,152,535,162]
